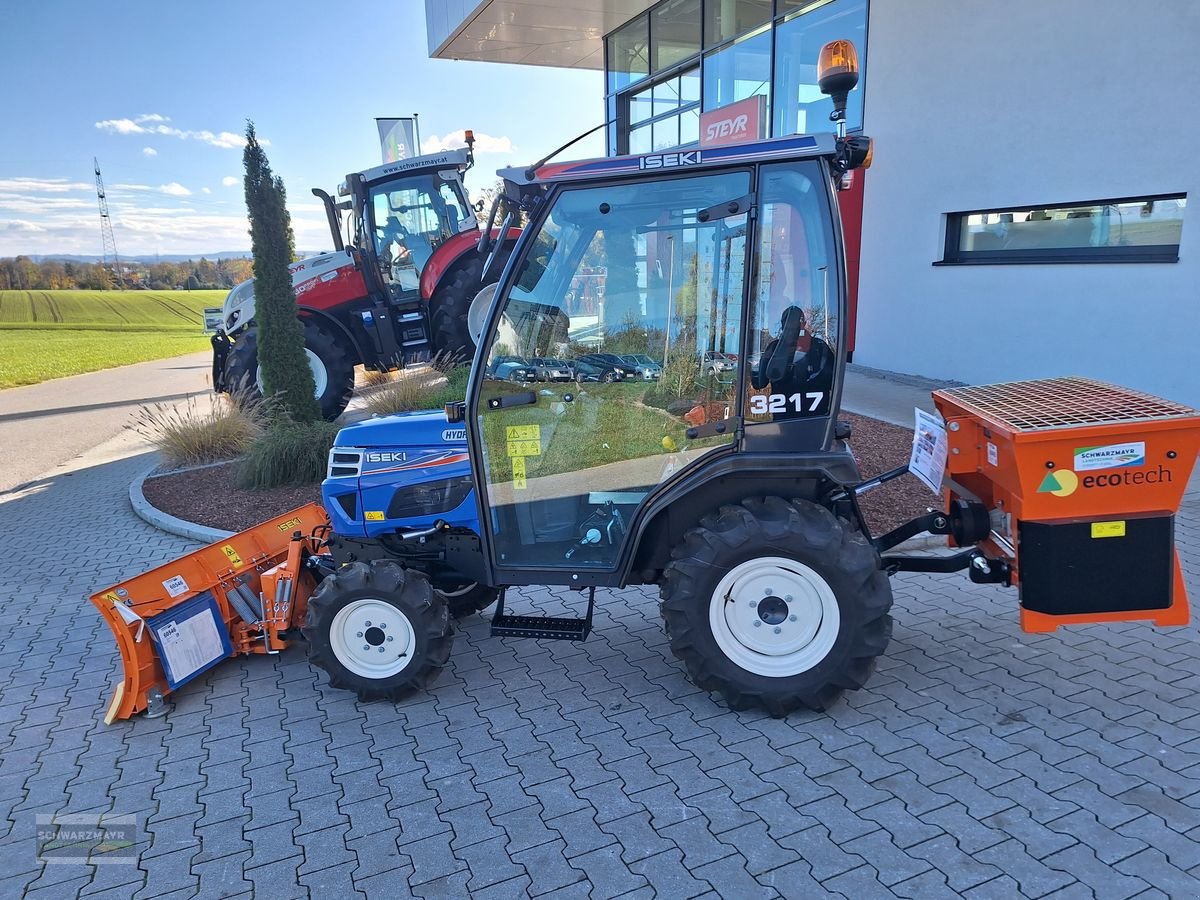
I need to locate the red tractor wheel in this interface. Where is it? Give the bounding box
[428,245,515,362]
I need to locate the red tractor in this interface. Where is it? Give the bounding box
[211,132,520,419]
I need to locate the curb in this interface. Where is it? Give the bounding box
[129,462,234,544]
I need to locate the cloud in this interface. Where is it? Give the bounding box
[111,183,153,192]
[0,177,93,193]
[2,219,47,232]
[202,187,212,194]
[95,116,262,149]
[422,131,514,155]
[221,176,239,187]
[142,147,158,157]
[159,183,192,196]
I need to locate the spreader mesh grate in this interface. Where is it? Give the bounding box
[936,377,1198,432]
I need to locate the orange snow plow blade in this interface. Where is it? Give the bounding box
[90,503,330,723]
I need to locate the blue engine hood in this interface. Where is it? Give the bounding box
[335,409,467,448]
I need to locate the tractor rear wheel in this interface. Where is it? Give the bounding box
[303,560,452,701]
[429,245,514,362]
[222,321,356,420]
[660,496,893,717]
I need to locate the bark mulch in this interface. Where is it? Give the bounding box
[142,412,935,537]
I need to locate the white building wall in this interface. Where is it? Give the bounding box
[854,0,1200,406]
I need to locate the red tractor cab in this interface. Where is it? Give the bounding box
[212,135,520,419]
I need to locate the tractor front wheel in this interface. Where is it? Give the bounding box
[221,322,356,420]
[660,497,893,717]
[303,560,452,702]
[434,579,500,618]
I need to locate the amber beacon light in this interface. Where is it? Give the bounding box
[817,40,860,137]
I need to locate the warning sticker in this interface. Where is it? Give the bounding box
[365,511,385,521]
[506,425,540,442]
[512,456,527,490]
[221,545,243,567]
[507,439,541,458]
[162,575,189,598]
[1091,521,1127,539]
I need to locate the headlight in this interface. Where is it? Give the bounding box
[226,309,240,330]
[327,447,363,479]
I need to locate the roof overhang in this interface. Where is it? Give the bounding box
[427,0,657,69]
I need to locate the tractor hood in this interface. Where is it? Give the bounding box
[323,408,477,539]
[334,409,467,448]
[219,249,358,335]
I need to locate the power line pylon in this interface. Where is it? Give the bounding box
[94,157,125,288]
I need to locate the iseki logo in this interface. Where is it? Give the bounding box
[639,151,701,170]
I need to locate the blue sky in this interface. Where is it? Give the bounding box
[0,0,604,257]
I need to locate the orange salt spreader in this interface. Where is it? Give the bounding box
[930,377,1200,632]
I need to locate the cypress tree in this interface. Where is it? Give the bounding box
[243,121,320,423]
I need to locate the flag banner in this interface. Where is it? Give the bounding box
[376,118,417,163]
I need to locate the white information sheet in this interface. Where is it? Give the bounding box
[909,408,949,496]
[156,607,224,683]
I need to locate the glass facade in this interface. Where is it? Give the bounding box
[605,0,868,155]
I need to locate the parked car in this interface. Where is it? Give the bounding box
[487,355,536,383]
[620,354,663,381]
[573,359,625,383]
[528,357,574,382]
[701,351,737,376]
[579,353,639,377]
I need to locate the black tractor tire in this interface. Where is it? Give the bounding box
[221,322,355,421]
[302,560,453,702]
[428,244,515,362]
[660,496,893,717]
[434,579,500,619]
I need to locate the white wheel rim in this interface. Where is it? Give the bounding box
[328,598,416,679]
[256,348,329,398]
[709,556,841,678]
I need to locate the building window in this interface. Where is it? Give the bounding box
[702,26,772,116]
[652,0,702,71]
[605,0,870,155]
[941,195,1188,265]
[607,14,649,93]
[627,68,702,154]
[704,0,772,46]
[773,0,867,137]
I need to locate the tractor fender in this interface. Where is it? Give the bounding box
[296,307,367,367]
[420,227,522,300]
[618,449,864,584]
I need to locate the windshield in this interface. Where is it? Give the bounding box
[475,170,752,569]
[366,172,470,290]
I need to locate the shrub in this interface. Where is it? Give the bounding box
[131,391,264,468]
[243,121,320,423]
[237,419,341,489]
[358,364,470,417]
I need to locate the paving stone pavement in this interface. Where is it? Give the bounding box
[2,438,1200,899]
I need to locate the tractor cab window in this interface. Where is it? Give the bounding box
[476,170,751,571]
[746,163,838,425]
[368,172,469,293]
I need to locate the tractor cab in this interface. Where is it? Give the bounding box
[339,147,478,304]
[464,131,869,589]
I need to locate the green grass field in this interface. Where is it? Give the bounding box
[0,290,226,388]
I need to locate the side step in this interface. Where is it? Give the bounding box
[490,588,594,641]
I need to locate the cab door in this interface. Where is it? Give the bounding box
[469,170,754,580]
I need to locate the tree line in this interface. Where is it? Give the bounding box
[0,255,255,292]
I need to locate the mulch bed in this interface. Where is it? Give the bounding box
[142,412,934,537]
